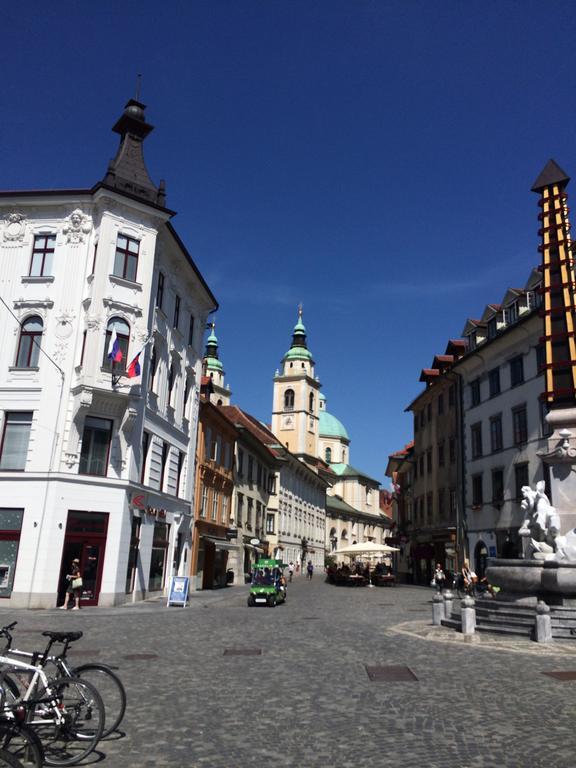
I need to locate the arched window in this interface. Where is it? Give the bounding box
[103,317,130,369]
[309,392,314,413]
[284,389,294,411]
[341,529,348,541]
[148,346,157,392]
[325,447,332,463]
[16,316,43,367]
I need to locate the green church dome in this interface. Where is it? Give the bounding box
[205,356,223,372]
[319,410,349,440]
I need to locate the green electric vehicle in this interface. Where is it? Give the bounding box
[247,559,287,607]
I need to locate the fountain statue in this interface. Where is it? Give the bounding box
[518,482,576,562]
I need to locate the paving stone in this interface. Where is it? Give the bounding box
[1,578,575,766]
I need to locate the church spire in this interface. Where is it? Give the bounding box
[203,322,231,406]
[102,96,167,208]
[285,304,311,358]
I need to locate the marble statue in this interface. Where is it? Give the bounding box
[519,481,576,561]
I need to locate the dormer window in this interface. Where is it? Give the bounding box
[469,332,477,350]
[507,302,518,324]
[487,318,497,339]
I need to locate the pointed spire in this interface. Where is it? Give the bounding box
[531,159,570,193]
[102,96,167,207]
[291,305,307,348]
[204,321,223,373]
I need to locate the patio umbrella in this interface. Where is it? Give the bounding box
[334,541,400,556]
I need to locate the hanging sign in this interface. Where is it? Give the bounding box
[167,576,190,608]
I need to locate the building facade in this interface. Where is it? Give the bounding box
[0,98,216,607]
[458,270,546,574]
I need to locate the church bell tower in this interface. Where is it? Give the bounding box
[271,307,321,462]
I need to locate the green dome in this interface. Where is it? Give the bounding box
[283,346,313,362]
[319,410,349,440]
[205,356,223,372]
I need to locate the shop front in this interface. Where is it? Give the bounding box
[57,511,109,607]
[193,520,236,590]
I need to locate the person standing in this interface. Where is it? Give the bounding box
[433,563,446,593]
[288,562,294,582]
[59,558,83,610]
[306,560,314,580]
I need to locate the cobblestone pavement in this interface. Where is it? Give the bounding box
[2,578,576,768]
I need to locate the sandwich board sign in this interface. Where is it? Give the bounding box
[167,576,190,607]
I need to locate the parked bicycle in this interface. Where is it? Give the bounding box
[0,624,126,739]
[0,624,105,766]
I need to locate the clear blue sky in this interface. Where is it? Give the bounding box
[3,1,576,485]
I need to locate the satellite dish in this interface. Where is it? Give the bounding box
[250,538,260,546]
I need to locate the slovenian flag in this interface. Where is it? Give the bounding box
[126,349,142,379]
[107,326,123,363]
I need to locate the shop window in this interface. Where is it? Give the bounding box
[0,509,24,597]
[79,417,113,476]
[148,522,170,591]
[125,517,141,594]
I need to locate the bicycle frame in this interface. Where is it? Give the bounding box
[0,654,66,727]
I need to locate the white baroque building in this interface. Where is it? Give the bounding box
[0,98,217,607]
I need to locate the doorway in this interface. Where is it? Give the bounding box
[58,512,109,607]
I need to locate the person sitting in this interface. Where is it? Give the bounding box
[461,560,478,593]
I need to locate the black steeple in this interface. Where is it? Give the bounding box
[102,97,167,207]
[531,159,570,193]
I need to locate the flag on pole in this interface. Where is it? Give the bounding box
[126,336,152,379]
[107,326,123,363]
[126,349,142,378]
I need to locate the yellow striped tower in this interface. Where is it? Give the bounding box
[532,160,576,531]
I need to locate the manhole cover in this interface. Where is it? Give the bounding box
[223,649,262,656]
[123,653,158,661]
[365,665,418,682]
[542,671,576,681]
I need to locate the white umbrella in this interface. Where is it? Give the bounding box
[334,541,400,556]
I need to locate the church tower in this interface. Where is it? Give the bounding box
[203,323,232,406]
[271,307,322,462]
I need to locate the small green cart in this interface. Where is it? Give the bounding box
[247,559,287,607]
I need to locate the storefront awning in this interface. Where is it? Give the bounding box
[203,536,238,552]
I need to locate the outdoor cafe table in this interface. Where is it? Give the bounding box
[347,574,368,586]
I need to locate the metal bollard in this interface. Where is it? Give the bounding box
[535,601,552,644]
[432,593,445,625]
[461,596,476,635]
[443,589,454,620]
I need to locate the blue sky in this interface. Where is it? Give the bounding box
[3,1,576,484]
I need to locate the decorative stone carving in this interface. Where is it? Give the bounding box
[55,312,75,340]
[52,341,68,364]
[63,209,92,244]
[519,481,576,562]
[86,314,104,331]
[3,212,26,242]
[121,407,138,437]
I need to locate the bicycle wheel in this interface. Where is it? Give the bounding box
[72,664,126,737]
[33,678,104,767]
[0,748,25,768]
[0,723,43,768]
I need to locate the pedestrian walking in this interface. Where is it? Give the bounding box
[295,562,300,576]
[288,562,294,582]
[306,560,314,580]
[59,558,83,610]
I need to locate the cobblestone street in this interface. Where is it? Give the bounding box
[2,577,576,768]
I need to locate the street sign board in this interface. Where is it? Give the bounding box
[250,538,260,545]
[226,528,238,539]
[167,576,189,608]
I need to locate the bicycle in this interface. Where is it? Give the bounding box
[0,706,44,768]
[0,628,105,766]
[0,624,125,738]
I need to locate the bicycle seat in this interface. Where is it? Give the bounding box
[41,631,83,642]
